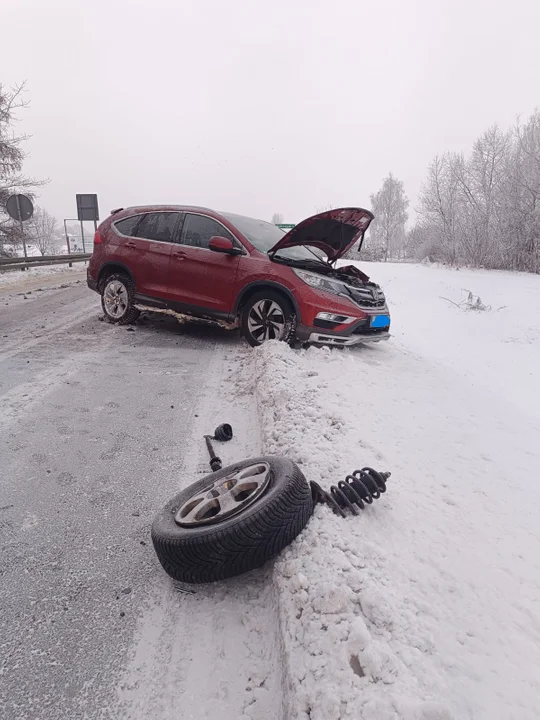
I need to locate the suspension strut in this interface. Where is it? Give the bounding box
[310,468,390,518]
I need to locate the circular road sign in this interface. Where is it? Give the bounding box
[6,194,34,222]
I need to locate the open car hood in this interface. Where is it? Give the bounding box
[268,207,374,263]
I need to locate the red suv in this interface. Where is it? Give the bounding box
[87,206,390,347]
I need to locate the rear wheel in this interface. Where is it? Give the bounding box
[241,291,293,347]
[100,273,140,324]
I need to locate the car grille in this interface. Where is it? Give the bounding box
[346,286,386,309]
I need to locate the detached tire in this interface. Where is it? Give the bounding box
[151,456,314,584]
[100,273,140,324]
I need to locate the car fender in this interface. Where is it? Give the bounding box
[234,280,301,317]
[97,261,134,286]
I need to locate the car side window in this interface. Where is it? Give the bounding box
[114,215,142,237]
[182,214,235,250]
[135,212,180,243]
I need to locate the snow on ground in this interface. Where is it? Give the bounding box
[0,262,87,291]
[0,242,43,258]
[252,262,540,719]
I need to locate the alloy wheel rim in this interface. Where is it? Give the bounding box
[175,462,271,527]
[104,280,128,318]
[247,300,286,343]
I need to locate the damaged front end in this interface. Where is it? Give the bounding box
[321,263,387,311]
[290,261,388,313]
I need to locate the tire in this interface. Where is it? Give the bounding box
[100,273,140,324]
[151,456,314,584]
[241,290,294,347]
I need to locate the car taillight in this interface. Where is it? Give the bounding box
[94,231,103,245]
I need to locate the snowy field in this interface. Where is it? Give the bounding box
[247,262,540,719]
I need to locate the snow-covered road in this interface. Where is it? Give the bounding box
[0,279,284,720]
[251,262,540,719]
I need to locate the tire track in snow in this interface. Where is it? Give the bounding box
[114,345,287,720]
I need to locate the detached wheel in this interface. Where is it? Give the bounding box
[151,456,314,584]
[241,291,293,347]
[101,273,140,324]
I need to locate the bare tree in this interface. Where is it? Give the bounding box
[508,113,540,272]
[28,207,59,255]
[271,213,284,225]
[369,174,409,261]
[411,111,540,272]
[413,154,457,263]
[0,83,45,252]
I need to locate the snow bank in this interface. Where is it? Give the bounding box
[0,263,86,289]
[254,263,540,719]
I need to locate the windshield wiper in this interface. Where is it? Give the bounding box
[270,247,330,268]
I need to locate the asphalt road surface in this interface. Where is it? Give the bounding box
[0,277,284,720]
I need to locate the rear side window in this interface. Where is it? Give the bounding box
[114,215,142,237]
[135,212,180,243]
[182,214,235,250]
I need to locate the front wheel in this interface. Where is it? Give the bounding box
[101,273,140,324]
[241,291,293,347]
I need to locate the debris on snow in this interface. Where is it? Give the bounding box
[440,288,491,311]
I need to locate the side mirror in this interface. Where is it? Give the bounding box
[208,236,243,255]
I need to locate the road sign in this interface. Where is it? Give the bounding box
[5,194,33,260]
[276,223,295,230]
[76,194,99,222]
[6,194,34,222]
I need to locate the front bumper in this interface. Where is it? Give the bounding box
[307,330,390,346]
[296,316,391,347]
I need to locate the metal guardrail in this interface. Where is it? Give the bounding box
[0,253,91,272]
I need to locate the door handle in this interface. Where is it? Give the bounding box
[125,241,136,249]
[172,250,187,260]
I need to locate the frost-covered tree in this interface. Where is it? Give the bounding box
[0,83,43,252]
[28,207,59,255]
[271,213,284,225]
[369,174,409,261]
[411,111,540,272]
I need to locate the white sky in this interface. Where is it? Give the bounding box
[2,0,539,225]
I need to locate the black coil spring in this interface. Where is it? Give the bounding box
[311,468,390,517]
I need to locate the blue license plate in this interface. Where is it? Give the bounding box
[371,315,390,328]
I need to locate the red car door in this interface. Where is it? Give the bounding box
[168,213,242,313]
[119,212,182,299]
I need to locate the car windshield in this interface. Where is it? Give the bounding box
[221,212,325,262]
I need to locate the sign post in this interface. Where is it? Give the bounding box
[80,220,86,253]
[16,196,28,259]
[76,195,99,255]
[63,219,72,267]
[5,194,34,263]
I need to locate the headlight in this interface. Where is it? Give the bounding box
[292,269,348,297]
